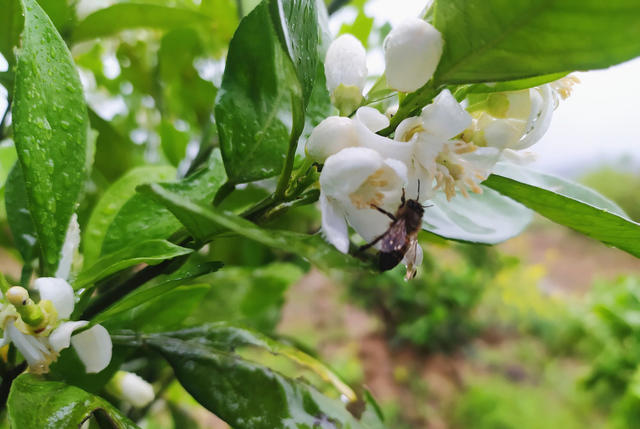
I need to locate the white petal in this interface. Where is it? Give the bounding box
[394,117,424,142]
[71,324,112,373]
[320,193,350,254]
[345,207,396,244]
[56,214,80,280]
[320,147,383,200]
[383,158,408,185]
[500,148,537,165]
[325,34,367,93]
[354,121,413,165]
[6,322,47,369]
[421,89,472,139]
[49,320,89,352]
[384,18,443,92]
[512,85,554,150]
[306,116,358,162]
[354,106,389,132]
[460,146,502,175]
[34,277,75,319]
[504,90,533,120]
[414,132,447,170]
[119,372,155,408]
[482,118,526,150]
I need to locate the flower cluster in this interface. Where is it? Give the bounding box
[309,18,576,276]
[0,216,112,374]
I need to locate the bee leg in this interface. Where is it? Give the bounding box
[401,188,406,207]
[359,232,387,252]
[370,204,396,221]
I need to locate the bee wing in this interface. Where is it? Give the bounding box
[379,219,407,253]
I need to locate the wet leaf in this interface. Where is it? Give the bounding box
[83,166,176,267]
[102,284,210,333]
[101,149,226,256]
[137,331,384,428]
[432,0,640,84]
[13,0,89,275]
[8,374,138,429]
[90,256,223,324]
[215,0,319,183]
[5,164,38,266]
[484,163,640,258]
[75,239,193,289]
[139,183,370,271]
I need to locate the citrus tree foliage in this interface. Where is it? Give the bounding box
[0,0,638,427]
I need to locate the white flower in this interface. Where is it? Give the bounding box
[395,89,490,200]
[306,116,358,163]
[107,371,155,408]
[319,147,407,253]
[306,107,412,166]
[384,18,443,92]
[324,34,368,115]
[0,279,112,374]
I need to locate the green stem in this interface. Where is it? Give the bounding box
[377,83,441,137]
[235,0,244,19]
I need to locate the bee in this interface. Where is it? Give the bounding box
[359,184,427,279]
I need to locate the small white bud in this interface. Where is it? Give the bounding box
[108,371,155,408]
[324,35,368,114]
[384,18,443,93]
[6,286,28,307]
[306,116,358,162]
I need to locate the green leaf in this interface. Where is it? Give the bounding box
[101,149,226,256]
[484,163,640,257]
[0,0,22,67]
[432,0,640,84]
[8,374,138,429]
[159,323,357,401]
[215,1,300,183]
[5,164,38,266]
[139,333,384,428]
[139,183,370,271]
[83,165,176,267]
[216,0,319,183]
[103,284,210,333]
[13,0,89,275]
[269,0,319,104]
[90,256,223,324]
[423,185,533,244]
[72,3,210,42]
[453,72,568,100]
[75,239,193,289]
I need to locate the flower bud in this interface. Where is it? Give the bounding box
[324,34,368,115]
[107,371,155,408]
[7,286,44,328]
[306,116,358,162]
[384,18,443,93]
